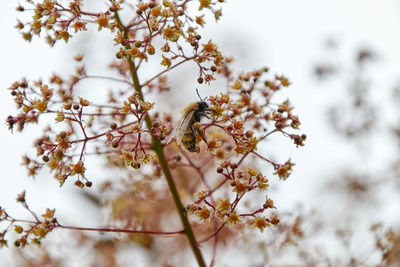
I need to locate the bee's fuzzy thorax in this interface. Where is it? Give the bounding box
[183,102,200,114]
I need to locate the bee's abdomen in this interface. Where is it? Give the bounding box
[181,127,197,152]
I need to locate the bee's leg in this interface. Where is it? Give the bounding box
[205,108,217,114]
[196,112,210,120]
[194,112,210,121]
[193,124,208,145]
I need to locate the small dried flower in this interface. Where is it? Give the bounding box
[216,198,230,213]
[96,13,109,31]
[226,211,242,226]
[71,161,85,176]
[79,97,90,106]
[42,208,55,219]
[252,217,270,233]
[163,25,181,42]
[248,168,258,176]
[55,110,64,122]
[196,206,211,222]
[232,80,242,90]
[274,160,295,180]
[270,213,280,226]
[14,225,23,234]
[199,0,211,10]
[161,55,171,69]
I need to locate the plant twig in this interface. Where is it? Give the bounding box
[114,11,207,267]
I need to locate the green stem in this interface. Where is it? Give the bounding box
[113,11,206,267]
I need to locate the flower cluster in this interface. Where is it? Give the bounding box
[187,163,278,233]
[5,0,305,266]
[0,192,58,248]
[160,65,305,238]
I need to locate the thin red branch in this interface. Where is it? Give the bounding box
[57,223,184,236]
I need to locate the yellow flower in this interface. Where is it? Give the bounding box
[147,45,155,55]
[258,179,269,190]
[199,0,211,10]
[232,80,242,90]
[79,97,90,106]
[163,25,181,42]
[96,13,109,31]
[121,150,134,166]
[0,239,7,248]
[34,226,46,238]
[274,160,295,180]
[151,6,161,17]
[211,102,224,117]
[233,181,247,194]
[139,100,155,111]
[252,217,270,233]
[42,0,55,10]
[161,55,171,69]
[248,168,258,176]
[72,21,87,33]
[14,225,23,234]
[71,161,85,176]
[203,40,217,53]
[163,0,172,7]
[264,198,276,209]
[42,208,55,219]
[196,206,211,222]
[270,213,280,226]
[119,101,131,114]
[214,8,223,20]
[226,211,242,226]
[34,99,48,112]
[55,110,64,122]
[31,20,42,35]
[58,30,71,43]
[195,190,208,200]
[195,15,205,27]
[216,198,230,212]
[276,75,291,87]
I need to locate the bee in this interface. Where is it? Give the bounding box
[165,89,213,152]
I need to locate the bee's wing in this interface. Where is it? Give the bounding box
[165,110,196,145]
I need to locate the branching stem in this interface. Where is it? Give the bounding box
[114,11,207,267]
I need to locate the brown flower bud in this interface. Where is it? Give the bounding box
[147,45,155,55]
[245,130,254,138]
[275,121,283,130]
[111,141,119,148]
[134,41,142,47]
[59,131,67,138]
[74,180,84,188]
